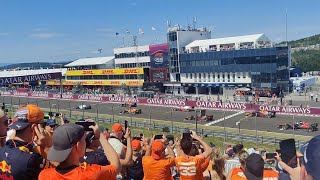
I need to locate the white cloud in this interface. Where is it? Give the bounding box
[0,32,9,36]
[33,28,48,31]
[30,33,63,39]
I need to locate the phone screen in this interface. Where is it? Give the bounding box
[125,120,128,131]
[266,153,277,159]
[154,135,163,140]
[75,121,95,131]
[280,139,296,165]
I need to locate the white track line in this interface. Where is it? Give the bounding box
[205,111,245,126]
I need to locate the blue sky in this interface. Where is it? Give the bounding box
[0,0,320,64]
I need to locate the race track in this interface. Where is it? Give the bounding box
[0,96,319,136]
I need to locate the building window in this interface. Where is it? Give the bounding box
[190,73,193,79]
[186,73,188,79]
[199,73,201,80]
[217,74,220,82]
[233,73,236,82]
[243,72,246,78]
[208,73,211,81]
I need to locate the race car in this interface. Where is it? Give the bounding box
[172,106,195,112]
[119,102,137,108]
[184,115,214,122]
[76,104,92,110]
[278,121,318,132]
[119,108,142,114]
[245,110,276,118]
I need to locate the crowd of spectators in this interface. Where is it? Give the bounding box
[0,104,319,180]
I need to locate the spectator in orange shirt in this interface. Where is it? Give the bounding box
[142,136,175,180]
[39,123,120,180]
[175,131,213,180]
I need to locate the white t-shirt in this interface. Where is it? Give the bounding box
[108,137,125,158]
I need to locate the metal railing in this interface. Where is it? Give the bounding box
[72,114,305,148]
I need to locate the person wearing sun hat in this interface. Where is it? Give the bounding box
[142,136,175,180]
[0,104,52,180]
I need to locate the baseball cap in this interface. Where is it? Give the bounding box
[300,135,320,179]
[9,104,44,130]
[132,139,141,151]
[47,123,85,162]
[46,119,57,126]
[151,141,164,160]
[244,153,264,180]
[112,123,123,132]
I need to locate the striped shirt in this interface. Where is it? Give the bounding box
[225,157,241,173]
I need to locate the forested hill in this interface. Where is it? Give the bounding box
[285,34,320,72]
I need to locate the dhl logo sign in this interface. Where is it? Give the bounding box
[110,81,121,85]
[66,68,143,76]
[102,70,114,74]
[123,69,140,74]
[93,81,103,85]
[128,81,140,85]
[83,70,94,75]
[0,161,11,173]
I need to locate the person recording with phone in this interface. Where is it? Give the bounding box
[79,121,110,167]
[0,104,52,180]
[108,122,133,179]
[175,131,213,180]
[142,135,175,180]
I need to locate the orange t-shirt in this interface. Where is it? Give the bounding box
[142,156,175,180]
[175,154,205,180]
[38,164,117,180]
[201,158,210,172]
[231,168,279,180]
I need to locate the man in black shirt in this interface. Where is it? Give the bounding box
[80,131,110,166]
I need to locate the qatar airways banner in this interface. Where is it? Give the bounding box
[2,91,320,116]
[0,72,62,86]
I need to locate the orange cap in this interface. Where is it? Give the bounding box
[151,141,164,160]
[112,123,123,132]
[131,139,141,151]
[14,104,44,123]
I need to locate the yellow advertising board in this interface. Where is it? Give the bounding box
[46,80,144,86]
[66,68,143,76]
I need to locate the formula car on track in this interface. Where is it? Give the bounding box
[245,110,276,118]
[172,106,195,112]
[184,115,214,122]
[119,108,142,114]
[277,121,318,132]
[119,102,137,108]
[76,104,92,110]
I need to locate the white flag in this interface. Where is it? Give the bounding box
[151,27,156,31]
[139,28,144,34]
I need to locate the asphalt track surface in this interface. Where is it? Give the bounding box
[1,96,318,136]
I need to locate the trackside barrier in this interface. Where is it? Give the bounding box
[71,115,305,148]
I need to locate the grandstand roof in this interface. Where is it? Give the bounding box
[186,34,271,47]
[65,56,114,67]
